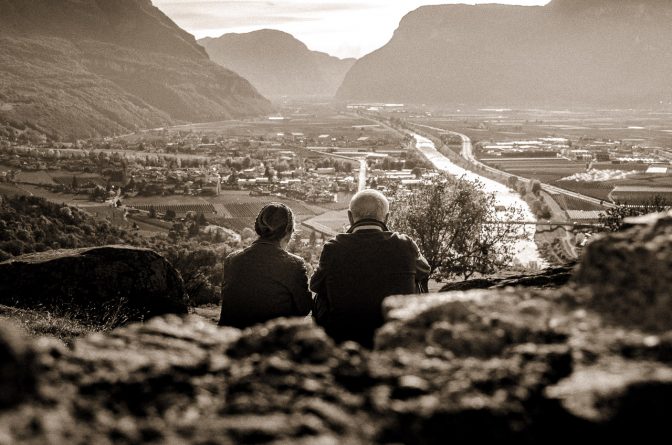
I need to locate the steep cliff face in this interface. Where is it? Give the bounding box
[200,29,356,99]
[2,212,672,443]
[0,0,271,140]
[337,0,672,107]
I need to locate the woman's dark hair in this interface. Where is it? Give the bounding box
[254,203,295,241]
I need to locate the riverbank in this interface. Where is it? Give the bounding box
[411,132,548,269]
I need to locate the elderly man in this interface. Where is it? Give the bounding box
[310,189,430,347]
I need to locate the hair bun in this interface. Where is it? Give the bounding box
[254,203,294,241]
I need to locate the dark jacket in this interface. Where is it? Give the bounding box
[310,221,430,347]
[218,240,312,329]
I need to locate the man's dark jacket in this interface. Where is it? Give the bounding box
[310,220,430,347]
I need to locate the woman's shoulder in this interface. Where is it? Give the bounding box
[280,250,308,268]
[224,247,247,263]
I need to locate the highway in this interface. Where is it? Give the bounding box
[411,123,616,209]
[357,159,367,192]
[307,149,368,192]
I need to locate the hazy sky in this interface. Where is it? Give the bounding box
[153,0,550,59]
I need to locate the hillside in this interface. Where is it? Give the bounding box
[200,29,356,99]
[0,0,271,140]
[337,0,672,107]
[0,195,140,260]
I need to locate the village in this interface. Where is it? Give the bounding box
[0,115,438,245]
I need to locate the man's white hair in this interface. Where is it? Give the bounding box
[349,189,389,222]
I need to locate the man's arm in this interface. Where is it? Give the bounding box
[218,255,233,326]
[410,239,431,292]
[309,241,331,297]
[309,241,334,320]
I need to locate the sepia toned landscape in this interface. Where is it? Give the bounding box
[1,0,672,443]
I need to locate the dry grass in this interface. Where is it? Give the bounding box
[0,304,119,346]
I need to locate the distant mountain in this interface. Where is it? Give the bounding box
[337,0,672,108]
[0,0,271,140]
[200,30,356,99]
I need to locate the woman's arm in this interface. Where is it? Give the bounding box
[290,259,313,316]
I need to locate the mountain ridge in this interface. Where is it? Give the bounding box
[200,29,356,99]
[0,0,271,140]
[337,1,672,107]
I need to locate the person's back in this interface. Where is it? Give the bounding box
[219,240,311,328]
[219,203,312,329]
[311,190,429,347]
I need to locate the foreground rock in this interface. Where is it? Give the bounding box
[1,213,672,443]
[0,246,188,326]
[0,322,35,409]
[574,211,672,331]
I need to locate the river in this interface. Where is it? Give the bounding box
[413,133,547,269]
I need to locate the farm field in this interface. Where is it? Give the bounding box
[131,203,216,215]
[14,170,106,187]
[409,109,672,149]
[125,192,322,216]
[149,111,401,143]
[123,190,329,234]
[483,158,586,183]
[0,183,30,197]
[304,209,350,233]
[480,158,672,201]
[550,194,604,211]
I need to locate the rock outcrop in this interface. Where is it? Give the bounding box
[574,211,672,331]
[1,213,672,443]
[440,263,576,292]
[0,246,188,325]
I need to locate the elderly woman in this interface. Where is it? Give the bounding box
[218,203,312,328]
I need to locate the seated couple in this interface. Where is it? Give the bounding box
[218,189,430,347]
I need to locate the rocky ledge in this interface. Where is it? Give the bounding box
[0,246,188,326]
[1,212,672,444]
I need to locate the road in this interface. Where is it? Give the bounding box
[308,149,368,192]
[411,123,615,209]
[357,159,367,192]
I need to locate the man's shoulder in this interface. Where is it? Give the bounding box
[329,231,416,247]
[391,232,416,244]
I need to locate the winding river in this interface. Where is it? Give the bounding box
[413,134,547,269]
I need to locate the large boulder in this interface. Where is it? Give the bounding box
[573,211,672,331]
[0,246,188,325]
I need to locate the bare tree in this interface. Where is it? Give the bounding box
[389,174,525,281]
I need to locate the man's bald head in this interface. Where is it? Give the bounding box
[348,189,390,223]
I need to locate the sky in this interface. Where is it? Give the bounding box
[153,0,550,59]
